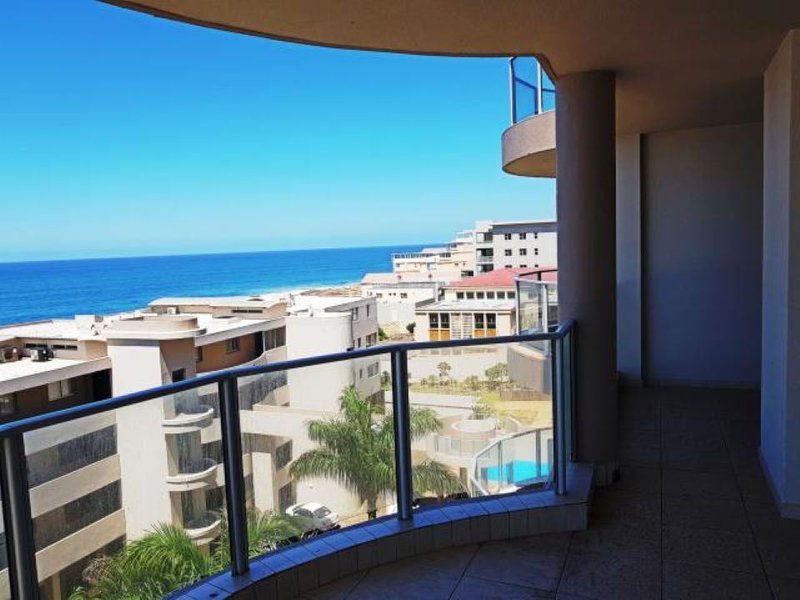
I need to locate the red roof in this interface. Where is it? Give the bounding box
[445,267,557,289]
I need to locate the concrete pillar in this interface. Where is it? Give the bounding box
[555,71,618,475]
[761,29,800,518]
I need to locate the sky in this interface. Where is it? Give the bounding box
[0,1,555,263]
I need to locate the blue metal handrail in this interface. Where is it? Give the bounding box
[0,320,576,599]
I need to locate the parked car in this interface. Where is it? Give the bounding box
[285,502,340,534]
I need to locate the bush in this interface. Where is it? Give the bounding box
[406,322,416,334]
[378,327,388,341]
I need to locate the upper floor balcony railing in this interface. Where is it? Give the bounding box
[510,56,556,124]
[0,322,575,599]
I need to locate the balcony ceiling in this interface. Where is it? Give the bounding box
[104,1,800,133]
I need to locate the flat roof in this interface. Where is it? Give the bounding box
[417,300,516,313]
[0,356,112,395]
[149,296,285,309]
[0,319,87,341]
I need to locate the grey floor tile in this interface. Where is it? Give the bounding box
[451,576,554,599]
[393,543,478,577]
[590,489,661,526]
[558,548,660,600]
[662,561,771,599]
[662,526,763,574]
[661,394,718,420]
[736,472,773,504]
[752,529,800,579]
[466,534,570,592]
[662,468,740,500]
[615,464,661,496]
[714,392,760,421]
[299,572,365,599]
[662,494,750,532]
[769,576,800,599]
[347,562,459,599]
[569,520,659,561]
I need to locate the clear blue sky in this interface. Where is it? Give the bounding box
[1,1,555,263]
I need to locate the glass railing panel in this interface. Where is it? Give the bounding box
[22,390,228,599]
[238,352,392,555]
[541,70,556,112]
[405,341,553,502]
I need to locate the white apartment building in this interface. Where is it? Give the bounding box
[474,220,557,273]
[360,275,439,329]
[0,291,380,599]
[391,230,476,279]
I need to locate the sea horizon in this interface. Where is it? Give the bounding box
[0,244,430,326]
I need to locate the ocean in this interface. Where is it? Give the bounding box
[0,245,426,326]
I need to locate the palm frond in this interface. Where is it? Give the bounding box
[412,460,463,497]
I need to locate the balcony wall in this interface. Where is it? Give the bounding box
[501,110,556,177]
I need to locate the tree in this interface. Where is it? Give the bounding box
[379,327,388,341]
[291,387,461,519]
[69,509,299,600]
[485,363,509,390]
[406,322,416,334]
[437,361,452,382]
[464,375,481,391]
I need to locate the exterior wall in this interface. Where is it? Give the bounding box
[616,134,643,384]
[3,371,106,422]
[196,333,259,373]
[643,122,763,386]
[475,221,557,272]
[413,310,514,341]
[761,29,800,516]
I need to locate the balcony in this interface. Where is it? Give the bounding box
[165,458,218,491]
[501,57,556,178]
[184,511,223,544]
[162,399,215,433]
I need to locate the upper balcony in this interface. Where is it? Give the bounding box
[501,57,556,178]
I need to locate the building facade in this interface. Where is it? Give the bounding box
[474,220,557,273]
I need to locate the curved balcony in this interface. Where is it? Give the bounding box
[502,57,556,178]
[470,427,553,496]
[165,458,218,491]
[185,511,222,544]
[162,403,214,433]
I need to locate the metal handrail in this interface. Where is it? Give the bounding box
[0,320,576,599]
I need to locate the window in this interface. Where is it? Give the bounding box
[366,304,371,317]
[47,379,75,401]
[194,346,203,363]
[429,313,439,329]
[352,307,360,321]
[456,292,464,300]
[357,337,362,348]
[505,265,513,269]
[535,248,539,256]
[508,291,516,299]
[504,233,512,240]
[278,482,296,512]
[226,338,240,354]
[232,308,263,314]
[0,394,15,415]
[275,441,292,469]
[440,313,450,329]
[476,292,485,299]
[367,362,379,377]
[264,326,286,350]
[51,344,78,351]
[519,233,527,240]
[400,292,408,299]
[487,313,497,330]
[504,249,512,257]
[497,291,506,299]
[520,248,527,256]
[487,291,495,299]
[534,232,539,240]
[475,313,485,329]
[535,264,540,268]
[520,264,528,268]
[466,292,475,299]
[171,369,186,382]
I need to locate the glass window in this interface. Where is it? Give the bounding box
[47,379,75,401]
[226,338,240,354]
[352,307,360,321]
[520,248,527,256]
[171,369,186,383]
[508,292,516,299]
[278,482,296,512]
[429,313,439,329]
[487,291,495,299]
[400,292,408,299]
[456,292,465,299]
[487,313,497,329]
[534,232,539,240]
[366,304,371,317]
[475,313,485,329]
[0,394,15,415]
[497,292,506,299]
[194,346,203,363]
[519,233,527,240]
[535,248,539,256]
[265,326,286,350]
[466,292,475,299]
[504,233,512,240]
[520,264,527,268]
[275,441,292,470]
[476,292,485,299]
[504,249,512,256]
[440,313,450,328]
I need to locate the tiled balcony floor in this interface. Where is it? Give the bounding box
[296,387,800,599]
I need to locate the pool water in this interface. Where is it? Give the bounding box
[485,460,550,484]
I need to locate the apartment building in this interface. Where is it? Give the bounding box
[0,291,380,599]
[360,274,439,329]
[391,230,476,279]
[474,220,557,273]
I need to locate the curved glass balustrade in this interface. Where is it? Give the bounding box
[510,56,556,123]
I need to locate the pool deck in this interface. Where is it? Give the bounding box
[297,386,800,599]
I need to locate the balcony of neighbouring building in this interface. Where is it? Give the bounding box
[501,57,556,177]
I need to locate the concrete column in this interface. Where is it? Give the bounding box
[761,29,800,518]
[555,71,618,474]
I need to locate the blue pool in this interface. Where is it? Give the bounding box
[485,460,550,485]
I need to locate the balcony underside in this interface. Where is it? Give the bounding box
[502,111,556,178]
[102,1,800,133]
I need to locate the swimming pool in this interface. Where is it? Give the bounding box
[485,460,550,485]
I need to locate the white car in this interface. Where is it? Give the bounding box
[285,502,340,533]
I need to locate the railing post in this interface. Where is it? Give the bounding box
[536,60,544,115]
[552,337,568,495]
[509,57,517,123]
[390,349,413,520]
[0,434,39,599]
[218,377,249,575]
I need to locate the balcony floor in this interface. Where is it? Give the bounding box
[298,386,800,599]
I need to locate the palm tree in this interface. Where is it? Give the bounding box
[69,509,300,600]
[291,386,462,519]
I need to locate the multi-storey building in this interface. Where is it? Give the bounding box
[0,291,380,599]
[474,220,557,273]
[391,230,476,279]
